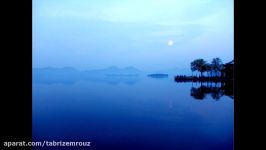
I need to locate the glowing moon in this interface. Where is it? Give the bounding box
[167,40,174,46]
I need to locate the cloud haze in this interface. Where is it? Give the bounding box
[33,0,233,73]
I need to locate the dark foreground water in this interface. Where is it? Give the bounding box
[33,76,233,150]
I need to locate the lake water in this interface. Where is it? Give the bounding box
[33,75,234,150]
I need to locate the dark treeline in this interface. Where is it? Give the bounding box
[175,76,231,82]
[175,58,233,82]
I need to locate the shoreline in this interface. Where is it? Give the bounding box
[174,75,233,82]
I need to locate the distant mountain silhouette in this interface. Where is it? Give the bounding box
[83,66,141,76]
[33,66,142,84]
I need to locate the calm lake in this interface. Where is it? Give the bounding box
[33,75,233,150]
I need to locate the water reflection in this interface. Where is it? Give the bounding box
[190,82,233,100]
[33,73,234,150]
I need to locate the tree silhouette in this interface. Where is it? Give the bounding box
[211,58,223,77]
[190,57,227,78]
[190,59,207,77]
[205,63,212,77]
[190,61,197,76]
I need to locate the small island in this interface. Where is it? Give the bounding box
[148,73,168,78]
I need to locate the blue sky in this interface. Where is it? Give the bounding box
[33,0,233,72]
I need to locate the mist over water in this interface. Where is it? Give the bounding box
[33,0,234,149]
[33,70,233,150]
